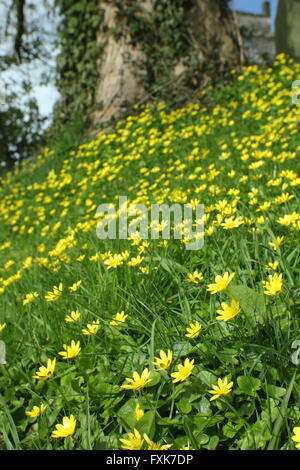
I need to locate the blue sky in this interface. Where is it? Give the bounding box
[231,0,278,30]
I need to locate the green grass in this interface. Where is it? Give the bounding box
[0,53,299,450]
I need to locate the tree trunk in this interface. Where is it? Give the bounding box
[276,0,300,60]
[91,0,240,127]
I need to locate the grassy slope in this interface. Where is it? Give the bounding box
[0,53,299,450]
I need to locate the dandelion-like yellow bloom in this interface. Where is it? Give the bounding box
[44,283,63,301]
[216,299,241,322]
[26,404,47,418]
[292,427,300,449]
[69,280,82,292]
[152,350,173,371]
[65,310,80,322]
[262,273,283,296]
[119,428,144,450]
[23,292,39,305]
[208,377,233,401]
[51,415,76,438]
[110,311,128,326]
[185,321,202,338]
[82,320,100,335]
[186,270,204,284]
[143,433,172,450]
[207,272,235,294]
[0,323,6,333]
[58,340,81,359]
[32,358,56,380]
[268,236,284,251]
[134,403,144,421]
[170,358,195,383]
[121,368,152,390]
[265,261,279,271]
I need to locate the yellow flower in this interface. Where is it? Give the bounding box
[170,358,195,383]
[120,428,144,450]
[26,404,47,418]
[268,236,284,251]
[216,299,241,322]
[208,377,233,401]
[58,340,81,359]
[45,283,63,301]
[23,292,39,305]
[51,415,76,438]
[0,323,6,333]
[143,433,172,450]
[185,321,202,338]
[186,270,204,284]
[207,272,235,294]
[134,403,144,421]
[265,261,279,271]
[152,350,173,371]
[121,368,152,390]
[292,427,300,449]
[65,310,80,322]
[110,311,128,326]
[82,320,100,335]
[262,273,283,296]
[69,280,82,292]
[104,254,123,269]
[127,256,144,267]
[32,358,56,380]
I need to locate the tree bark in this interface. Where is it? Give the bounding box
[91,0,240,127]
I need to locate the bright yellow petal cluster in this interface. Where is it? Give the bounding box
[170,358,194,383]
[292,427,300,449]
[44,283,63,301]
[262,273,283,296]
[152,349,173,371]
[51,415,76,438]
[121,368,152,390]
[110,311,128,326]
[82,320,100,335]
[26,404,47,418]
[120,428,144,450]
[32,358,56,380]
[216,299,241,322]
[58,340,81,359]
[185,321,202,338]
[207,272,235,294]
[208,377,233,401]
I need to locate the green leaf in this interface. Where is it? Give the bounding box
[227,284,266,324]
[237,375,261,397]
[176,398,192,414]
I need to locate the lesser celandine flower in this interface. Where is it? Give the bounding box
[69,280,82,292]
[152,350,173,371]
[58,340,81,359]
[26,404,47,418]
[23,292,39,305]
[45,283,63,301]
[82,320,100,335]
[171,358,195,383]
[208,377,233,401]
[110,311,128,326]
[262,273,283,296]
[51,415,76,438]
[207,272,235,294]
[185,321,202,338]
[292,427,300,449]
[268,236,284,251]
[134,403,144,421]
[65,310,80,322]
[121,368,152,390]
[186,270,204,284]
[119,428,144,450]
[265,261,279,271]
[0,323,6,333]
[216,299,241,322]
[143,433,172,450]
[32,358,56,380]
